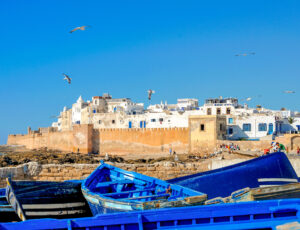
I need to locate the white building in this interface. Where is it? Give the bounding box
[52,94,299,140]
[72,96,88,125]
[177,98,199,110]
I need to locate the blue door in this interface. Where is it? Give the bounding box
[129,121,132,128]
[144,121,146,128]
[140,121,143,128]
[268,123,273,135]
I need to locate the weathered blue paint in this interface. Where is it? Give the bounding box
[81,162,207,215]
[6,178,92,221]
[168,152,299,199]
[0,187,18,222]
[1,198,300,229]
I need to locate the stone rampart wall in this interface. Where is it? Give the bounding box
[95,127,189,154]
[8,126,189,154]
[7,131,74,152]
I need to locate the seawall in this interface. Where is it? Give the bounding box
[0,156,299,188]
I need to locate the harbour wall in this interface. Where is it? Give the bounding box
[0,156,299,188]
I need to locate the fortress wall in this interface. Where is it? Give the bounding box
[8,127,189,154]
[95,127,189,154]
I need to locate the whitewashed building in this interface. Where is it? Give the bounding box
[52,94,299,140]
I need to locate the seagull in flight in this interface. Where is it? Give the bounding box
[69,26,90,33]
[241,97,252,102]
[284,90,295,94]
[63,73,71,84]
[147,89,155,100]
[235,52,256,56]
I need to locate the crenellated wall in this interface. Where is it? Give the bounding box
[7,120,300,155]
[7,125,92,153]
[95,127,189,154]
[8,126,189,154]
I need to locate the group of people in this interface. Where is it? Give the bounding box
[220,143,240,153]
[264,142,286,155]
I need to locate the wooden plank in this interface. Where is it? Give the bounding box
[122,194,170,201]
[184,194,207,204]
[96,179,133,187]
[22,202,86,210]
[25,209,86,216]
[103,188,155,197]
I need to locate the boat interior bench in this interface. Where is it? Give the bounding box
[96,179,134,188]
[103,188,155,197]
[121,193,170,201]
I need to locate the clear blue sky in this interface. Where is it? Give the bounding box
[1,0,299,144]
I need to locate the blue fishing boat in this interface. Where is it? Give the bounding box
[0,187,19,222]
[81,161,207,215]
[168,152,299,199]
[6,178,92,221]
[1,198,299,229]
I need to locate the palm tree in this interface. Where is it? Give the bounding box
[288,117,295,124]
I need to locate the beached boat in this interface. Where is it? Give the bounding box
[1,198,300,229]
[0,187,19,222]
[168,152,299,199]
[81,161,207,215]
[6,178,92,221]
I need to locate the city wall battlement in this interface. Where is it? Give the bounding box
[8,125,189,154]
[7,119,300,154]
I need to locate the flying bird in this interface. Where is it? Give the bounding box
[284,90,295,94]
[63,73,71,84]
[235,52,255,56]
[69,26,89,33]
[50,115,61,119]
[147,89,155,100]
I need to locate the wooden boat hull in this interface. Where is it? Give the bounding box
[6,179,92,221]
[230,182,300,202]
[0,188,19,222]
[168,152,299,199]
[1,198,300,229]
[82,162,206,216]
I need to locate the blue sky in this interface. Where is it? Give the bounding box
[1,0,299,144]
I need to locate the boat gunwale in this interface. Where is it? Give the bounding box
[1,198,300,229]
[167,152,299,183]
[6,178,27,221]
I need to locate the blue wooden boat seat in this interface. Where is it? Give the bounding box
[103,188,155,197]
[121,193,170,201]
[96,179,133,187]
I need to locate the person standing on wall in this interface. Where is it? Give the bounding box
[169,146,172,156]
